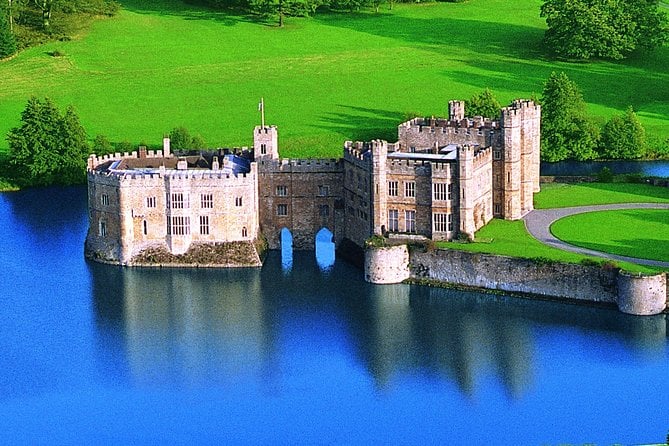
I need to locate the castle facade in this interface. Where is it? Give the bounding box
[85,99,540,265]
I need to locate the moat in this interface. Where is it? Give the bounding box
[1,186,668,444]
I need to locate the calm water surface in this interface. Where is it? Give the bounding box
[0,187,668,445]
[542,160,669,177]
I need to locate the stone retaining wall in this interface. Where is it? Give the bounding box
[364,246,668,316]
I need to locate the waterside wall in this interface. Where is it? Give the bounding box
[364,246,667,316]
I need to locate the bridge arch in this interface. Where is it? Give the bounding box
[315,227,335,271]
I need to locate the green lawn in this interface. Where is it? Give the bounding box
[438,219,662,274]
[535,183,669,209]
[0,0,668,158]
[438,183,669,273]
[550,209,669,262]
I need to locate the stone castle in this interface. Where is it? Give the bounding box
[85,99,541,266]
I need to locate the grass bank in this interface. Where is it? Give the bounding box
[438,183,669,273]
[535,183,669,209]
[0,0,668,157]
[550,209,669,262]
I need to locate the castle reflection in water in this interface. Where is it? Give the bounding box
[90,252,667,397]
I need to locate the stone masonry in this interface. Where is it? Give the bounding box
[85,99,541,265]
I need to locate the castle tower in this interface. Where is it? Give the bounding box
[458,144,475,237]
[370,139,388,236]
[254,125,279,161]
[500,105,523,220]
[449,100,465,122]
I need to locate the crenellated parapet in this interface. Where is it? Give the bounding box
[258,157,343,173]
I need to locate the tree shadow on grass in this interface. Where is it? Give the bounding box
[315,12,669,114]
[117,0,254,26]
[576,183,669,202]
[316,13,545,60]
[314,105,406,142]
[560,237,669,263]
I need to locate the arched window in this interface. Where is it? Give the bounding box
[242,227,248,237]
[143,220,148,235]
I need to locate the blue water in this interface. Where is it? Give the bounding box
[542,160,669,177]
[1,187,668,445]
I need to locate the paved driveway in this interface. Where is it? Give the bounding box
[523,203,669,268]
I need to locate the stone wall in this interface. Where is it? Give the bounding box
[364,245,411,284]
[258,158,344,250]
[365,247,667,316]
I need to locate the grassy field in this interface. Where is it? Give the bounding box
[0,0,668,158]
[534,183,669,209]
[438,182,669,273]
[550,209,669,262]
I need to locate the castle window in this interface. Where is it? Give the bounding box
[242,227,248,237]
[276,185,287,196]
[318,185,329,197]
[405,182,415,198]
[170,193,188,209]
[201,193,213,209]
[405,210,416,233]
[493,150,501,160]
[433,183,448,201]
[277,204,288,216]
[143,220,148,235]
[494,203,502,214]
[146,196,157,208]
[319,204,330,217]
[98,221,107,237]
[388,181,398,197]
[507,172,511,184]
[260,143,267,155]
[388,209,399,232]
[171,216,190,236]
[235,197,243,207]
[447,183,453,200]
[199,215,209,235]
[101,194,109,206]
[433,213,452,232]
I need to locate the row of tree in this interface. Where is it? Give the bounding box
[541,0,668,60]
[541,72,647,162]
[190,0,463,26]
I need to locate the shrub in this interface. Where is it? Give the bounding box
[596,167,614,183]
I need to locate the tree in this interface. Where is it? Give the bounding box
[249,0,312,26]
[6,96,89,186]
[92,134,113,154]
[169,126,193,151]
[599,106,647,159]
[540,72,599,162]
[0,4,17,58]
[540,0,669,60]
[465,88,501,119]
[168,126,207,151]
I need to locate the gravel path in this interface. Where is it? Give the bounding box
[523,203,669,268]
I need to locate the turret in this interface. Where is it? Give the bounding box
[449,100,465,122]
[254,125,279,161]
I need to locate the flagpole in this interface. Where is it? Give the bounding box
[260,97,265,128]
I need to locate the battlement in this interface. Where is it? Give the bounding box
[399,116,499,132]
[259,157,343,173]
[88,150,169,170]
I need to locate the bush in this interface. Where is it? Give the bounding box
[596,167,614,183]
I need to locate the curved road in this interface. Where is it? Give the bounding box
[523,203,669,268]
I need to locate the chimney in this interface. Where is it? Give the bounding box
[163,136,171,157]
